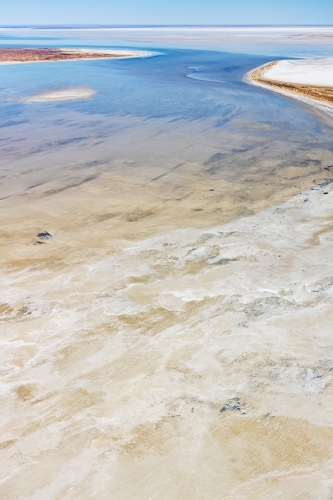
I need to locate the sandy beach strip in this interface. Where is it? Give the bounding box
[0,47,153,65]
[246,59,333,116]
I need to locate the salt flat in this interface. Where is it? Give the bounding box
[247,59,333,118]
[1,178,333,499]
[262,58,333,86]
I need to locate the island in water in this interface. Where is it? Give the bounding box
[247,58,333,114]
[0,47,145,63]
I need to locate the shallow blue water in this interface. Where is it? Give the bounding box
[0,28,332,200]
[0,45,329,133]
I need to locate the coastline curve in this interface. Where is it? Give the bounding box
[245,60,333,118]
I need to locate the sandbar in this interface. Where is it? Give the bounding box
[0,47,151,64]
[246,59,333,116]
[20,87,97,102]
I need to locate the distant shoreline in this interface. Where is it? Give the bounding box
[1,24,333,28]
[0,48,153,65]
[245,61,333,117]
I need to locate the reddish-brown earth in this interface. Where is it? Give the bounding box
[0,48,131,63]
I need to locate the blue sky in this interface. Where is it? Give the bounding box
[1,0,333,26]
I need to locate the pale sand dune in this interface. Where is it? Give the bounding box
[20,87,97,102]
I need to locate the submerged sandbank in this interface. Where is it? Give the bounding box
[20,87,97,102]
[246,58,333,117]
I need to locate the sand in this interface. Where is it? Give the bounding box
[1,173,333,498]
[0,48,153,65]
[262,58,333,87]
[247,59,333,117]
[0,108,333,498]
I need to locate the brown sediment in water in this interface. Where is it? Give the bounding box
[0,48,135,63]
[249,61,333,107]
[1,110,333,270]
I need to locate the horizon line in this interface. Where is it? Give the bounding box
[1,24,333,28]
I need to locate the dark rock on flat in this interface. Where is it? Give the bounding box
[37,231,52,239]
[318,179,333,188]
[220,397,243,413]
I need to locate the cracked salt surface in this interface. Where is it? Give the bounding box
[2,181,333,498]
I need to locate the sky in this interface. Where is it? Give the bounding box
[0,0,333,26]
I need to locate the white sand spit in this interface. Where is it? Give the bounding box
[67,48,153,58]
[262,58,333,87]
[246,58,333,118]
